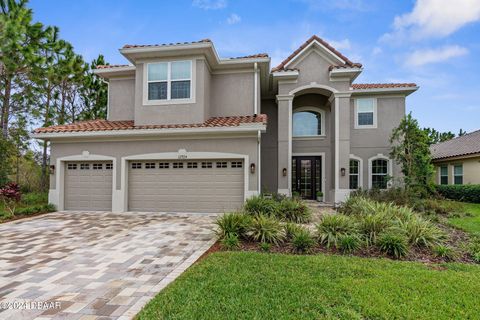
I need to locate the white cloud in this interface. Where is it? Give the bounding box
[384,0,480,41]
[372,46,382,55]
[325,38,351,50]
[192,0,226,10]
[226,13,241,25]
[300,0,370,11]
[405,45,468,67]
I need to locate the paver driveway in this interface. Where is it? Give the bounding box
[0,211,217,320]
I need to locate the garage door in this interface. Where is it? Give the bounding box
[64,161,113,211]
[128,159,244,213]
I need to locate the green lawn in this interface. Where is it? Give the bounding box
[449,202,480,235]
[137,252,480,320]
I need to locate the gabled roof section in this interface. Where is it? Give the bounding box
[431,129,480,160]
[272,35,362,72]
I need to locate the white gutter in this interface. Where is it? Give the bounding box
[350,86,419,95]
[257,129,261,195]
[32,124,267,140]
[254,62,258,114]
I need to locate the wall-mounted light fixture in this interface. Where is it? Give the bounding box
[49,165,55,175]
[282,168,287,177]
[340,168,346,176]
[250,163,256,174]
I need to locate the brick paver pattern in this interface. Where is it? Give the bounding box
[0,211,216,320]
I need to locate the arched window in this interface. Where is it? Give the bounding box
[371,158,389,189]
[349,159,360,189]
[293,108,324,137]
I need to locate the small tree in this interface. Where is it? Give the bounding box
[390,113,434,197]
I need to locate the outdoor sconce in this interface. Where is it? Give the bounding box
[340,167,346,176]
[282,168,287,177]
[49,165,55,175]
[250,163,256,174]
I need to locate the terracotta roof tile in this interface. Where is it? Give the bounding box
[229,53,269,59]
[34,115,267,134]
[431,129,480,160]
[123,39,212,49]
[96,64,132,69]
[351,83,417,90]
[272,35,362,72]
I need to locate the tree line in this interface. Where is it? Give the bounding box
[0,0,108,191]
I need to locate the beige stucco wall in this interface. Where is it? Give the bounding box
[108,78,135,121]
[434,156,480,185]
[49,136,260,192]
[210,72,255,117]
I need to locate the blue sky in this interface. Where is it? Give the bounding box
[29,0,480,133]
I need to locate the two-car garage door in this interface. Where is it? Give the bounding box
[128,159,244,213]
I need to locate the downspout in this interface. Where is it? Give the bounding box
[254,62,261,194]
[254,62,258,115]
[257,129,261,195]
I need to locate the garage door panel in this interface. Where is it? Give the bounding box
[128,159,244,213]
[64,161,113,211]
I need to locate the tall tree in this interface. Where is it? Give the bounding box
[390,113,435,197]
[459,129,467,137]
[423,127,455,145]
[0,0,43,138]
[79,55,108,120]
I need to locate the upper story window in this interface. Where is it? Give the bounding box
[147,60,192,101]
[293,108,325,137]
[454,164,463,185]
[355,98,377,129]
[440,165,448,185]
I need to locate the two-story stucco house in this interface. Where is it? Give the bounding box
[33,35,418,213]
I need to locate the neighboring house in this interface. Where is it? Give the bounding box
[33,35,418,213]
[431,130,480,185]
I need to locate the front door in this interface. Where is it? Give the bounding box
[292,156,322,200]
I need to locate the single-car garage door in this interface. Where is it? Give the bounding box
[64,161,113,211]
[128,159,244,213]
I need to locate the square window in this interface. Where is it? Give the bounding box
[171,80,190,99]
[106,163,113,170]
[171,61,191,80]
[80,163,90,170]
[202,162,213,168]
[148,62,168,81]
[173,162,184,169]
[148,82,167,100]
[358,113,374,126]
[231,161,243,168]
[187,162,198,168]
[158,162,169,169]
[145,163,156,169]
[131,162,142,169]
[216,161,227,168]
[67,163,77,170]
[93,163,103,170]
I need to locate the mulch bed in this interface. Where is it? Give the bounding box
[0,211,52,224]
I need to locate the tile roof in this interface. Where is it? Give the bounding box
[229,53,269,59]
[431,129,480,160]
[122,39,212,49]
[34,115,267,134]
[351,83,417,90]
[96,64,132,69]
[272,35,362,72]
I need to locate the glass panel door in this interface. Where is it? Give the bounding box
[300,159,312,199]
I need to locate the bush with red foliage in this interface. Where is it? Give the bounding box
[0,182,22,202]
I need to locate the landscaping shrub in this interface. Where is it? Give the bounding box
[276,198,311,223]
[259,242,271,252]
[433,245,456,261]
[284,222,303,240]
[247,215,285,244]
[412,198,465,217]
[244,196,278,217]
[21,192,48,206]
[350,188,416,207]
[398,217,445,248]
[468,237,480,263]
[317,214,357,248]
[357,214,392,246]
[291,227,315,253]
[0,182,21,217]
[220,234,240,250]
[377,231,409,258]
[215,212,251,239]
[14,203,56,216]
[338,234,362,254]
[436,185,480,204]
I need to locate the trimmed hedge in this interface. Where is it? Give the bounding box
[436,185,480,203]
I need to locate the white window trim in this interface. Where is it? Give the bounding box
[453,163,463,185]
[349,154,363,190]
[143,59,196,106]
[292,106,326,138]
[368,154,392,189]
[354,97,377,129]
